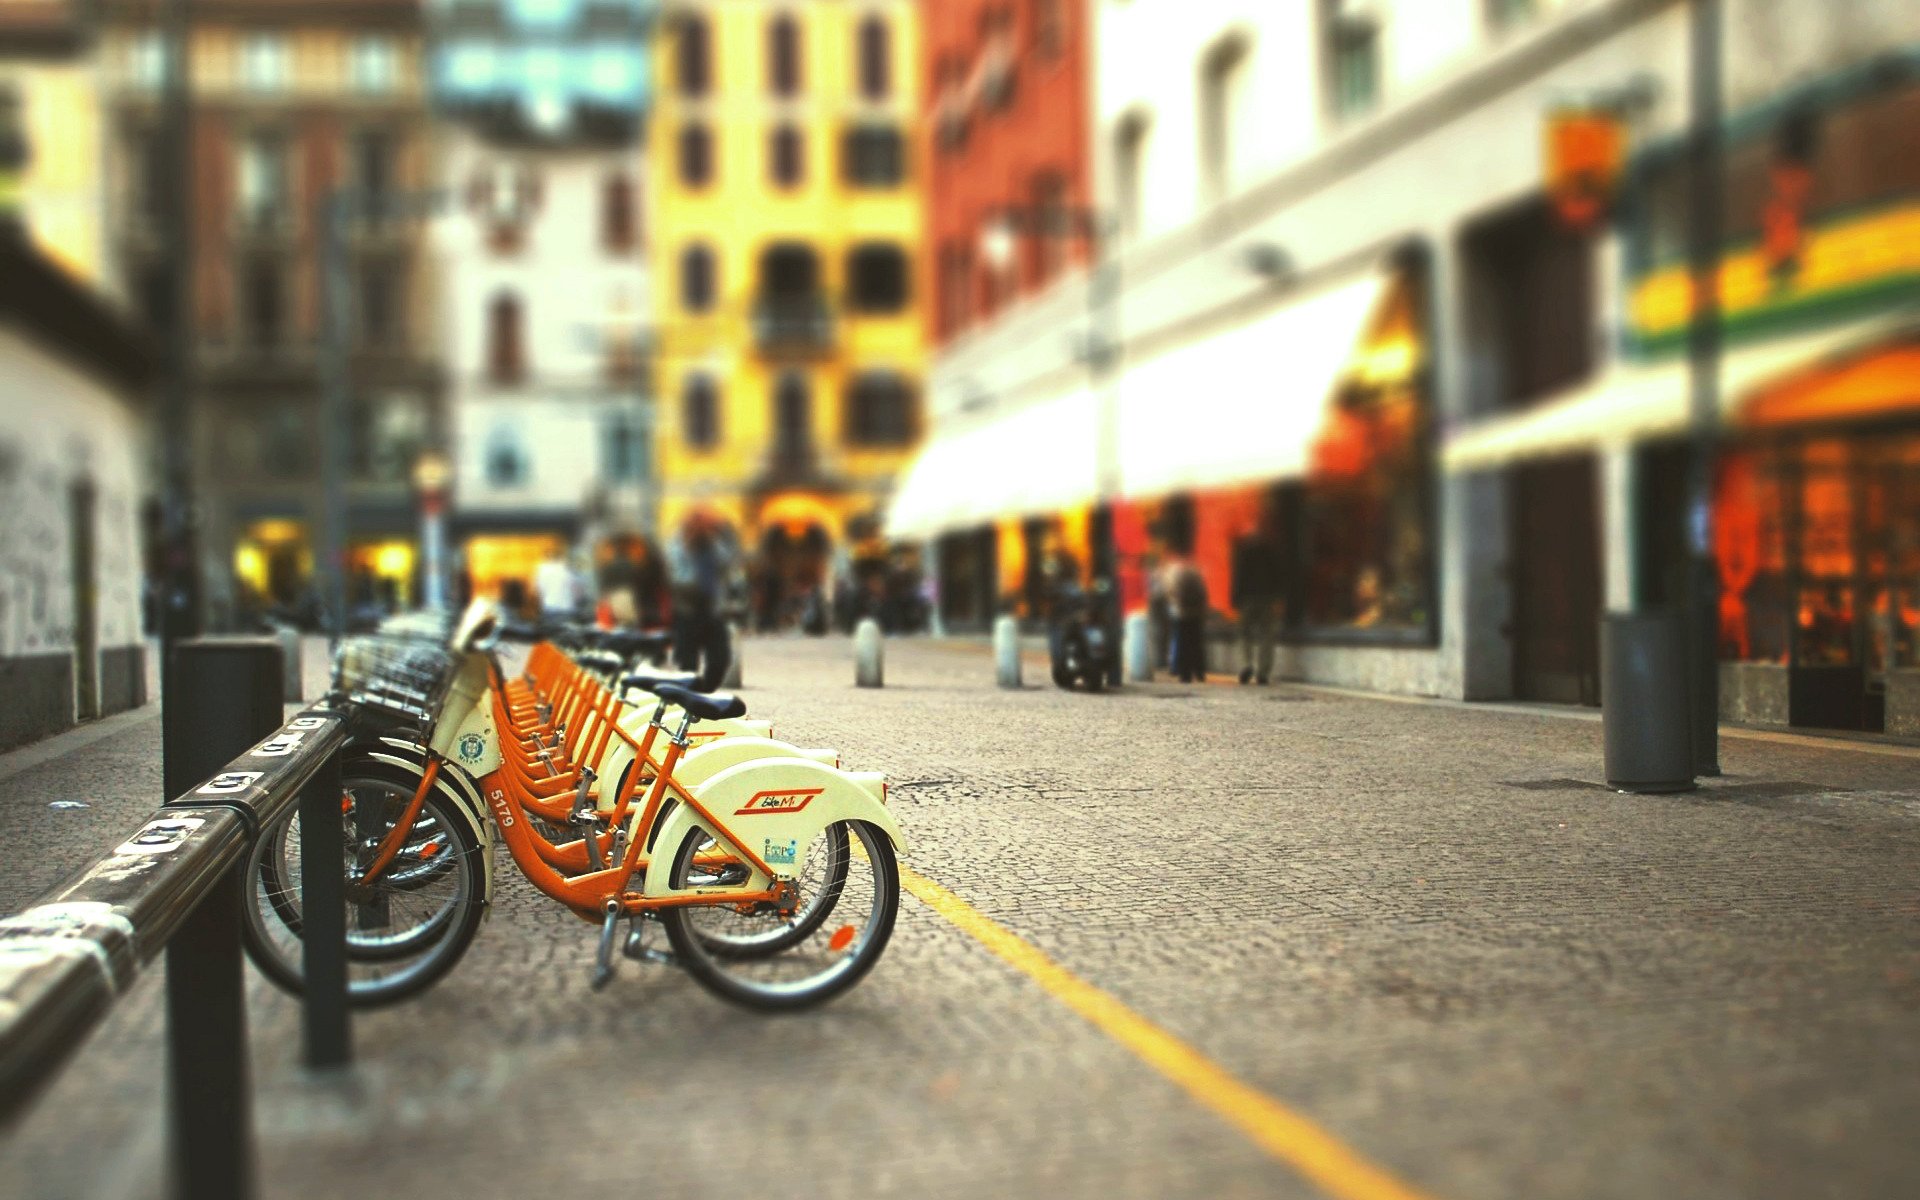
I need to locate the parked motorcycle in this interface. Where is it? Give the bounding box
[1048,578,1115,693]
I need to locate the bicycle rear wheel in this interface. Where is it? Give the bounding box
[241,773,487,1007]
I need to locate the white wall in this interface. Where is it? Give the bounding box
[0,325,146,658]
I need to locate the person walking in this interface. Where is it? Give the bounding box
[1231,506,1284,685]
[667,509,738,690]
[1163,554,1209,684]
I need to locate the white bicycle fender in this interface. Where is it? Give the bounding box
[674,737,837,787]
[359,745,496,904]
[641,757,905,899]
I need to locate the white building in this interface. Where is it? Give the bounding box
[898,0,1920,732]
[433,117,652,611]
[0,232,151,749]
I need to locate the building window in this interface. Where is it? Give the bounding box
[353,129,395,218]
[768,13,802,97]
[1326,1,1380,121]
[602,410,647,483]
[1031,171,1070,283]
[239,34,289,92]
[681,243,717,312]
[1198,33,1248,206]
[349,36,398,93]
[242,257,284,349]
[857,15,891,101]
[769,124,805,188]
[1486,0,1539,31]
[682,374,720,449]
[676,13,712,97]
[937,241,973,337]
[843,124,904,187]
[1301,271,1430,633]
[602,172,637,251]
[1033,0,1067,59]
[844,371,917,446]
[847,243,909,313]
[485,423,526,487]
[1114,112,1148,240]
[359,258,403,347]
[677,122,714,187]
[773,371,812,461]
[236,130,288,229]
[488,292,524,383]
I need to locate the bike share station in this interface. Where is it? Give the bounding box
[0,603,908,1200]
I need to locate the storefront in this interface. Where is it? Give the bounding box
[890,247,1434,655]
[1446,58,1920,732]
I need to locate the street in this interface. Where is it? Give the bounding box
[2,635,1917,1200]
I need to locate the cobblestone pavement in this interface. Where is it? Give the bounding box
[2,636,1917,1200]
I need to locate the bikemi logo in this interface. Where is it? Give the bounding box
[457,732,486,764]
[733,788,824,817]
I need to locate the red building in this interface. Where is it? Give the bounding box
[921,0,1091,345]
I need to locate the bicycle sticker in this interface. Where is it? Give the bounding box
[764,839,798,866]
[114,816,206,856]
[198,771,263,795]
[457,733,487,764]
[733,788,823,816]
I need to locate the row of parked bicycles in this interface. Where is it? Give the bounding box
[239,601,906,1011]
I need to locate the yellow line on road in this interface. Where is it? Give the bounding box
[899,865,1439,1200]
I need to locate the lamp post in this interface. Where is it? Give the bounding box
[412,450,453,610]
[978,204,1124,686]
[1685,0,1724,774]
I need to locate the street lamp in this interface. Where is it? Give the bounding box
[411,449,453,610]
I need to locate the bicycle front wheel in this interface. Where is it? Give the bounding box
[661,820,897,1012]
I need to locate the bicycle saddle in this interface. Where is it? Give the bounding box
[654,684,746,722]
[623,671,701,694]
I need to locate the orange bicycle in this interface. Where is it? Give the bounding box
[240,604,905,1011]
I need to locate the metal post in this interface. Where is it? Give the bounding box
[1090,213,1125,688]
[319,193,353,651]
[162,639,283,1200]
[157,0,199,659]
[1685,0,1723,775]
[298,750,351,1068]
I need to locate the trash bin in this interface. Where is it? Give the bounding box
[1601,611,1696,793]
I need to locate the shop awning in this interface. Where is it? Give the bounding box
[883,388,1099,540]
[1441,309,1920,472]
[1116,269,1392,500]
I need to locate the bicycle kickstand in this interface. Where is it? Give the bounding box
[591,898,621,991]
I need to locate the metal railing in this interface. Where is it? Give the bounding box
[0,638,355,1200]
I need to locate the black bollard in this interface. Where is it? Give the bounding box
[1601,613,1697,794]
[162,638,283,1200]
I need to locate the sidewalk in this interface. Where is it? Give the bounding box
[2,634,1915,1200]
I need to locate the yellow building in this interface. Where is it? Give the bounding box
[649,0,925,614]
[0,2,112,292]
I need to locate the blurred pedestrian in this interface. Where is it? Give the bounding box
[1231,505,1284,685]
[1163,555,1209,684]
[667,509,737,690]
[535,548,577,624]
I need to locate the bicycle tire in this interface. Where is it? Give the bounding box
[661,820,897,1012]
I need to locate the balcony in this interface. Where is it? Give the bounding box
[751,295,835,359]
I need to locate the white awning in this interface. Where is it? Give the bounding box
[1441,309,1920,472]
[884,389,1099,540]
[1116,270,1391,500]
